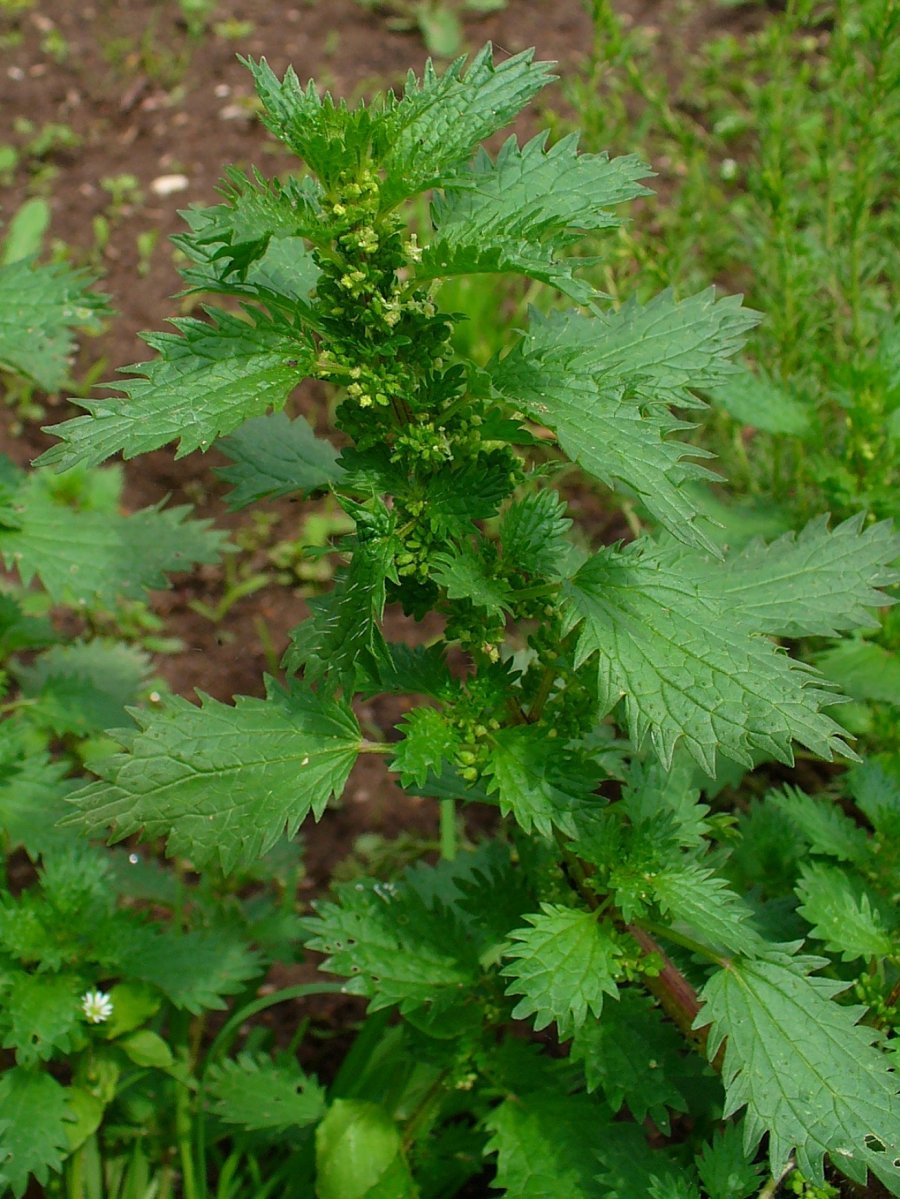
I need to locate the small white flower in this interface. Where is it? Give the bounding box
[81,989,114,1024]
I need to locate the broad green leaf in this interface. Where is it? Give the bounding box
[561,542,851,773]
[709,515,900,638]
[706,366,812,436]
[620,756,711,849]
[64,681,361,871]
[484,725,599,838]
[217,411,341,509]
[0,1069,69,1197]
[37,308,312,470]
[316,1099,417,1199]
[696,952,900,1189]
[0,972,82,1066]
[422,133,649,299]
[380,45,557,206]
[766,784,870,866]
[118,1030,174,1069]
[796,861,895,961]
[502,904,623,1038]
[571,988,688,1130]
[816,637,900,706]
[391,706,461,790]
[695,1123,764,1199]
[484,1089,610,1199]
[207,1053,326,1132]
[117,924,263,1013]
[651,863,767,958]
[0,473,226,606]
[597,1122,705,1199]
[0,255,106,392]
[13,640,152,737]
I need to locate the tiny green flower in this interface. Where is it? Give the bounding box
[81,989,114,1024]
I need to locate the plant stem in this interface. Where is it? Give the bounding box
[628,924,711,1057]
[439,798,457,860]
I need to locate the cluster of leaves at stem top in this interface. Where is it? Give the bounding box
[42,46,900,1197]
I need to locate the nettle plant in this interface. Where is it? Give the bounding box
[39,47,900,1197]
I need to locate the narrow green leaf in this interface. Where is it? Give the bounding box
[651,863,767,958]
[706,366,813,436]
[695,1123,764,1199]
[64,681,361,871]
[766,785,870,866]
[796,861,895,961]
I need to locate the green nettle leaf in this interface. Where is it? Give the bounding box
[795,861,895,961]
[695,1123,764,1199]
[391,706,461,790]
[501,904,623,1038]
[0,474,226,606]
[0,750,74,858]
[484,1089,611,1199]
[420,133,650,300]
[431,540,512,615]
[379,45,558,205]
[706,365,813,437]
[847,757,900,837]
[650,863,766,958]
[484,725,600,838]
[707,515,900,638]
[815,637,900,706]
[0,1068,70,1197]
[64,681,361,871]
[0,972,83,1066]
[0,255,106,392]
[217,410,342,509]
[206,1053,326,1132]
[499,488,572,579]
[696,951,900,1190]
[305,876,480,1015]
[117,925,263,1013]
[562,542,852,773]
[37,308,312,470]
[13,640,152,737]
[765,784,871,865]
[571,988,688,1131]
[491,290,757,551]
